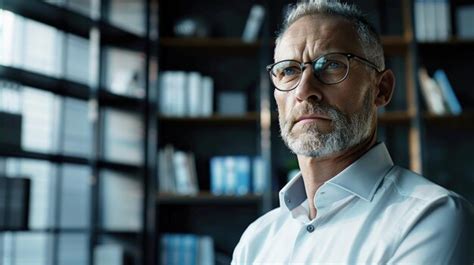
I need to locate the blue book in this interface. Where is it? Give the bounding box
[210,157,225,195]
[161,234,171,265]
[223,157,236,194]
[235,157,251,195]
[252,157,266,194]
[433,69,462,115]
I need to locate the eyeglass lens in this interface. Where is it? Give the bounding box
[270,53,350,91]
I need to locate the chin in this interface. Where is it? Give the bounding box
[285,130,363,158]
[286,133,332,157]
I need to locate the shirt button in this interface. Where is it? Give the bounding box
[306,225,315,233]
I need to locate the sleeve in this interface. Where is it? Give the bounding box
[387,194,474,265]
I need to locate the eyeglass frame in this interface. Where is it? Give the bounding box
[266,52,384,92]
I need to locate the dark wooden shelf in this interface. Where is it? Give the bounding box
[0,65,90,100]
[27,228,91,233]
[418,38,474,47]
[0,148,90,165]
[98,230,142,237]
[423,111,474,128]
[2,0,147,51]
[0,147,144,172]
[158,112,259,124]
[98,160,143,173]
[157,192,263,205]
[381,36,410,55]
[98,90,145,111]
[378,111,412,125]
[160,37,262,56]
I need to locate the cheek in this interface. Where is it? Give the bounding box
[326,84,372,114]
[275,91,299,121]
[274,90,287,114]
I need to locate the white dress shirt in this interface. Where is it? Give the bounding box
[232,143,473,264]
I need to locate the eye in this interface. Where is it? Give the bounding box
[325,61,344,70]
[272,61,301,78]
[282,66,300,76]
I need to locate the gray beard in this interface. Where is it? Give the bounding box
[279,92,374,158]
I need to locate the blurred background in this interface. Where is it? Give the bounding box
[0,0,473,264]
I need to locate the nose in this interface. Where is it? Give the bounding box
[294,64,323,102]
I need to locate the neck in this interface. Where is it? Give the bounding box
[297,131,377,220]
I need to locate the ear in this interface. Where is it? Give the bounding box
[374,69,395,107]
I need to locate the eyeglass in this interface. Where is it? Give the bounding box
[266,52,383,92]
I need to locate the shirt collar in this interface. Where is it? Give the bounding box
[279,142,394,211]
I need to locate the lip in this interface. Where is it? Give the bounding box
[294,114,332,124]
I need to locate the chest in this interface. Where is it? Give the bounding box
[253,206,401,264]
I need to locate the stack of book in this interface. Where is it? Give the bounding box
[157,145,199,195]
[64,33,90,84]
[418,68,462,115]
[103,108,144,165]
[100,170,142,231]
[0,81,96,158]
[57,233,89,265]
[160,234,214,265]
[4,159,56,229]
[105,47,145,98]
[210,156,266,195]
[62,97,93,158]
[159,71,214,117]
[59,165,91,229]
[414,0,451,41]
[0,12,62,77]
[94,244,133,265]
[6,232,53,264]
[21,87,61,153]
[457,5,474,39]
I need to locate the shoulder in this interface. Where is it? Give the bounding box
[386,165,468,205]
[385,166,473,241]
[380,166,474,263]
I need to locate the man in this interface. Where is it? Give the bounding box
[232,0,472,264]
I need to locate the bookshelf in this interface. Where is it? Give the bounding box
[155,0,473,263]
[0,0,471,264]
[412,0,474,202]
[0,0,157,265]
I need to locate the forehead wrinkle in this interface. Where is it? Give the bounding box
[275,16,362,62]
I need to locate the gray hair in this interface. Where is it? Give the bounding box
[275,0,385,70]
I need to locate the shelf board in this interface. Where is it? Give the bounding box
[158,112,259,124]
[98,90,144,111]
[3,0,91,38]
[160,37,262,55]
[97,230,142,237]
[157,192,263,205]
[27,228,91,233]
[98,160,143,173]
[0,148,90,165]
[381,36,410,55]
[423,111,474,128]
[418,38,474,47]
[378,111,412,125]
[0,148,144,172]
[0,65,90,100]
[2,0,147,51]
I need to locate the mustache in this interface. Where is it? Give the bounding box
[286,101,338,126]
